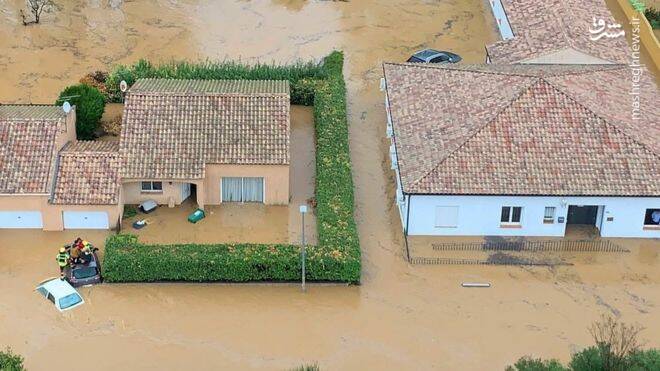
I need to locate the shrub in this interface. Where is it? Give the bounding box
[0,347,25,371]
[506,356,568,371]
[79,71,109,100]
[644,8,660,29]
[122,205,137,219]
[290,364,320,371]
[628,349,660,370]
[56,84,105,140]
[508,317,658,371]
[103,51,360,283]
[568,346,603,371]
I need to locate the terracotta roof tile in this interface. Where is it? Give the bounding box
[120,79,290,179]
[383,63,659,196]
[0,105,67,194]
[486,0,630,64]
[52,141,121,205]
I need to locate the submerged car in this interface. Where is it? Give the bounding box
[35,278,84,312]
[64,249,102,287]
[407,49,462,64]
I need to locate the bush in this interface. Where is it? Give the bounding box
[568,346,603,371]
[103,51,360,283]
[122,205,137,219]
[628,349,660,370]
[0,347,25,371]
[644,8,660,29]
[290,364,320,371]
[105,58,326,105]
[506,356,568,371]
[56,84,105,139]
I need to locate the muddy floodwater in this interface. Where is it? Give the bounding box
[1,1,659,370]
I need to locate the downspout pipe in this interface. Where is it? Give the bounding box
[404,194,411,262]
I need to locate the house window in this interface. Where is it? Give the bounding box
[221,177,264,203]
[435,206,458,228]
[141,181,163,192]
[544,207,556,224]
[501,206,522,226]
[643,208,660,229]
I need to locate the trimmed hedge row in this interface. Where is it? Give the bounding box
[105,58,325,105]
[103,51,361,283]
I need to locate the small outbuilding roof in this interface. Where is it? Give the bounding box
[0,105,68,194]
[52,141,121,205]
[383,63,659,196]
[120,78,290,180]
[486,0,629,64]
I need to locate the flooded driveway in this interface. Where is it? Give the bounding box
[120,106,317,245]
[1,1,659,370]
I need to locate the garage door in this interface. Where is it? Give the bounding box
[63,211,109,229]
[0,211,43,229]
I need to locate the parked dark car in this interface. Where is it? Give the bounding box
[64,249,102,287]
[407,49,462,64]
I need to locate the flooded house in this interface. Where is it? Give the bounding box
[0,79,290,231]
[0,105,122,230]
[485,0,629,64]
[382,63,659,238]
[119,79,291,210]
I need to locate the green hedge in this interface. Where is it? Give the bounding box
[105,59,325,105]
[103,51,360,283]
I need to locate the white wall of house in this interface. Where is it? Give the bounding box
[404,195,660,238]
[488,0,514,40]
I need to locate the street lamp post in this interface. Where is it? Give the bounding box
[299,204,308,292]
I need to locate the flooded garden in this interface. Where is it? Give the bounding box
[1,0,659,370]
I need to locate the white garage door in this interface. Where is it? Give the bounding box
[63,211,109,229]
[0,211,43,229]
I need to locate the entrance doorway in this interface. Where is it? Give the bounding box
[567,205,598,225]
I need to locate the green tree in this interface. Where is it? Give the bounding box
[56,84,105,140]
[0,347,25,371]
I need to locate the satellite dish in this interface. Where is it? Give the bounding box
[119,80,128,93]
[62,101,72,114]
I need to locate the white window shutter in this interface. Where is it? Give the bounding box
[435,206,459,228]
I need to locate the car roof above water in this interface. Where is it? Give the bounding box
[414,49,441,58]
[40,278,78,297]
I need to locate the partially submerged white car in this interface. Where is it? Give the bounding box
[35,278,84,312]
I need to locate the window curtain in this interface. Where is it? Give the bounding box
[222,177,243,202]
[242,177,264,202]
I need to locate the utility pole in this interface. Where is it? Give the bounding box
[299,204,307,292]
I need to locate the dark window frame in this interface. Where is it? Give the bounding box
[141,181,163,192]
[501,206,522,224]
[643,208,660,226]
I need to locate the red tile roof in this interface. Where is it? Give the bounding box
[486,0,630,64]
[120,79,290,180]
[0,105,67,194]
[383,63,659,196]
[52,141,121,205]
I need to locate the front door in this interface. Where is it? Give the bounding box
[567,205,598,225]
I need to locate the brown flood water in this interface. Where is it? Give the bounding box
[1,1,659,370]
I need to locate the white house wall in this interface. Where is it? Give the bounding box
[406,195,660,238]
[487,0,514,40]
